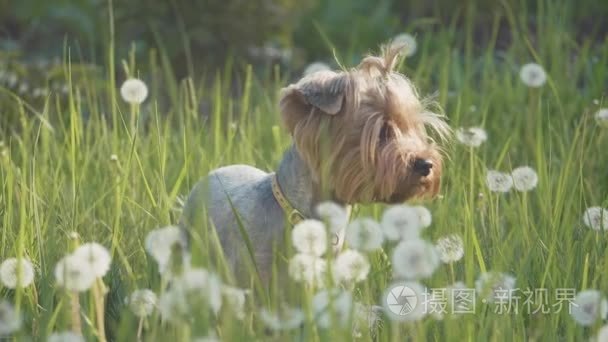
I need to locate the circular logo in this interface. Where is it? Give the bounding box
[385,284,419,316]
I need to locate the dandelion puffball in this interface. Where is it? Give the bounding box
[511,166,539,192]
[0,258,35,288]
[73,242,111,278]
[391,33,417,57]
[332,249,370,284]
[128,289,158,317]
[455,127,488,147]
[519,63,547,88]
[0,301,21,335]
[583,207,608,231]
[346,218,384,251]
[435,234,465,263]
[291,219,327,257]
[570,290,608,326]
[486,170,514,193]
[54,255,96,292]
[120,78,148,105]
[392,238,440,279]
[288,253,326,286]
[381,205,423,241]
[595,108,608,128]
[315,201,349,233]
[475,272,516,303]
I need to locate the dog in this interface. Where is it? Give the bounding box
[179,45,449,286]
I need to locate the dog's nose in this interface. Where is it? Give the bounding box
[413,158,433,176]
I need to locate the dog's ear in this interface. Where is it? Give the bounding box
[279,70,351,133]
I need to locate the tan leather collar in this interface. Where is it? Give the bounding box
[271,173,306,225]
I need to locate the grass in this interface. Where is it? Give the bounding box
[1,0,607,340]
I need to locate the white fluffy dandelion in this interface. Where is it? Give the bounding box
[128,289,158,317]
[0,301,21,335]
[570,290,608,326]
[0,258,35,288]
[414,205,432,228]
[316,201,349,233]
[345,218,384,251]
[475,272,516,303]
[312,289,353,328]
[54,255,96,292]
[144,225,184,273]
[511,166,538,192]
[292,219,327,257]
[583,207,608,231]
[381,205,423,241]
[392,238,440,279]
[435,234,464,263]
[519,63,547,88]
[391,33,417,57]
[260,306,305,331]
[72,243,111,278]
[221,285,251,320]
[303,62,330,76]
[382,281,427,321]
[332,250,370,284]
[486,170,513,192]
[158,289,188,323]
[120,78,148,104]
[47,331,85,342]
[595,108,608,128]
[176,268,223,315]
[455,127,488,147]
[288,253,326,286]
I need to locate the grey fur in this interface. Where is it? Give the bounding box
[179,145,346,283]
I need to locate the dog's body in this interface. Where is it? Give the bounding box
[180,46,448,285]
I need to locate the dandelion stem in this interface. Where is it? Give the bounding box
[137,317,144,341]
[70,291,82,335]
[92,278,108,342]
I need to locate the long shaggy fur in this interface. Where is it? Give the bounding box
[280,45,449,204]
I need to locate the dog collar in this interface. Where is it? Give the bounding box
[271,174,306,225]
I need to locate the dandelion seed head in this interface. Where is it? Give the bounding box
[54,255,96,292]
[288,253,326,286]
[312,289,353,328]
[435,234,464,263]
[221,285,250,320]
[595,108,608,128]
[47,331,85,342]
[110,154,118,162]
[0,301,21,335]
[120,78,148,104]
[0,258,35,288]
[260,306,305,331]
[391,33,417,57]
[144,225,185,273]
[303,62,330,76]
[455,127,488,147]
[520,63,547,88]
[128,289,158,317]
[511,166,538,191]
[583,207,608,231]
[486,170,513,192]
[570,290,608,326]
[414,206,432,228]
[315,201,349,233]
[292,219,327,256]
[381,205,422,241]
[475,272,516,303]
[73,243,111,278]
[392,238,440,279]
[346,218,384,251]
[332,250,370,284]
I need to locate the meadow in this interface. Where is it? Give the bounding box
[0,1,607,341]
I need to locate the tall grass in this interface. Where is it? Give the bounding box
[0,0,607,340]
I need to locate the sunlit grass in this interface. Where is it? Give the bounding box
[0,1,607,340]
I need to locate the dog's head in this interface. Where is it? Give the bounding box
[279,46,449,204]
